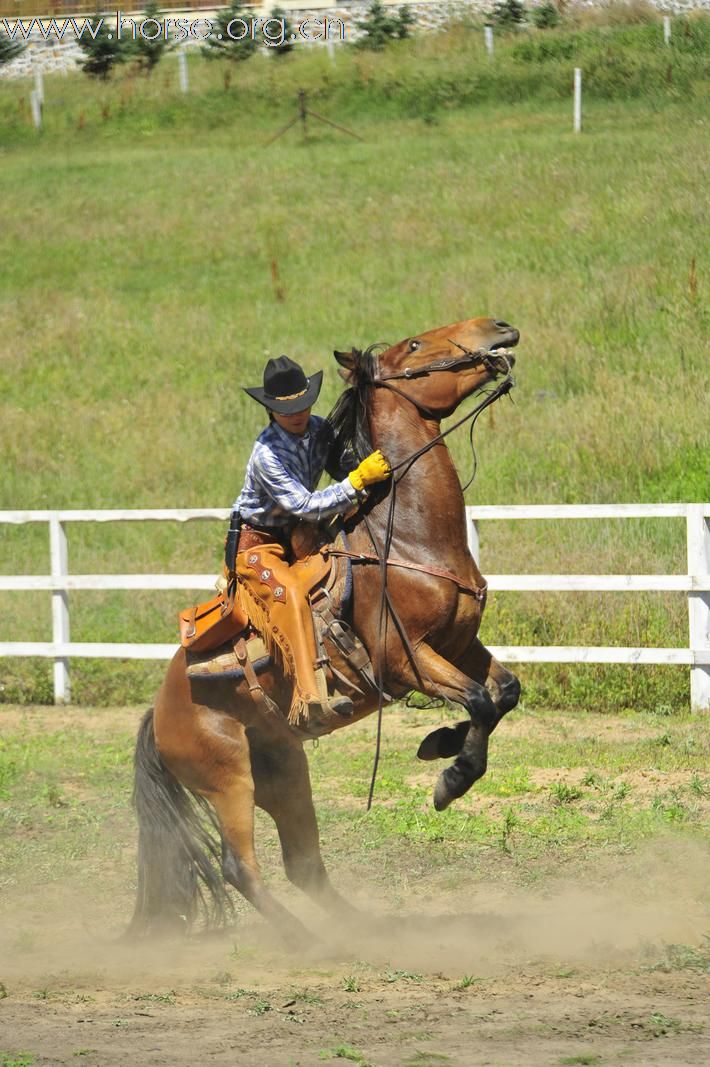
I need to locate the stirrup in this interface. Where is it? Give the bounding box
[329,694,355,718]
[307,695,355,719]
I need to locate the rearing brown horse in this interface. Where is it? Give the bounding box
[129,316,521,944]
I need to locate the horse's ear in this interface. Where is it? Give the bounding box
[334,348,358,383]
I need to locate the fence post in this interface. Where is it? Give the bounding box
[34,66,44,106]
[30,90,43,130]
[687,505,710,712]
[178,49,189,93]
[484,25,494,57]
[467,517,480,565]
[663,16,671,45]
[49,517,70,704]
[573,68,582,133]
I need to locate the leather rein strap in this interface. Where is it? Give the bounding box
[323,546,487,601]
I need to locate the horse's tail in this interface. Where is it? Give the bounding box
[126,708,234,938]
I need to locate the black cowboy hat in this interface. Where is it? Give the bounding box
[244,356,323,415]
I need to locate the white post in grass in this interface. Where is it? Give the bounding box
[30,89,42,130]
[484,25,494,57]
[573,67,582,133]
[178,49,189,93]
[49,518,70,704]
[687,505,710,712]
[34,66,44,105]
[663,16,671,45]
[326,40,336,65]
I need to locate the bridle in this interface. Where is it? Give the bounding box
[374,339,507,383]
[370,341,515,474]
[346,339,517,807]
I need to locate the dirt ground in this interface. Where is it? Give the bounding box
[2,875,708,1066]
[1,705,708,1066]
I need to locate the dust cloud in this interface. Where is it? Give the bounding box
[1,837,707,990]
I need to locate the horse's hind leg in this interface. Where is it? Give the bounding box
[248,728,356,917]
[158,692,312,948]
[204,744,313,949]
[417,637,520,761]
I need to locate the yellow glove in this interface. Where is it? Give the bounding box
[348,450,392,493]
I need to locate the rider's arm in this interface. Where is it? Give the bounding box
[252,442,362,524]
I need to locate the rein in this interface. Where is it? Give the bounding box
[354,346,515,808]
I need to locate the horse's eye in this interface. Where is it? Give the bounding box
[409,339,421,352]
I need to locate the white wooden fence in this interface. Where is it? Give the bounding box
[1,504,708,710]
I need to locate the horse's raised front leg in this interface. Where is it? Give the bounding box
[417,637,521,762]
[395,642,497,811]
[464,636,521,720]
[248,727,357,919]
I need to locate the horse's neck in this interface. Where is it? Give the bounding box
[354,392,469,562]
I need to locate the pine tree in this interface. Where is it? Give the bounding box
[202,2,259,63]
[0,33,25,66]
[77,14,128,80]
[490,0,527,31]
[533,1,560,29]
[134,2,175,76]
[267,7,295,59]
[357,2,415,51]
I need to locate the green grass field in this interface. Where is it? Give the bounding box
[1,702,707,916]
[0,18,708,707]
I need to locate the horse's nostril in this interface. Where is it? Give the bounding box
[494,320,511,329]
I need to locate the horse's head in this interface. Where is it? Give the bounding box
[335,317,519,420]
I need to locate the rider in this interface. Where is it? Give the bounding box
[232,355,391,724]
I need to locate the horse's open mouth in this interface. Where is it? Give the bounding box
[488,335,518,374]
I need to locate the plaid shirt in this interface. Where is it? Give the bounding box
[233,415,360,528]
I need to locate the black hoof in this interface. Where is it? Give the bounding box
[432,764,469,811]
[417,721,470,761]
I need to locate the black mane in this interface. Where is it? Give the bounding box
[326,345,385,463]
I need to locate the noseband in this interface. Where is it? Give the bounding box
[374,340,504,384]
[371,342,513,422]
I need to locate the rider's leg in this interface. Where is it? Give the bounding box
[237,542,352,724]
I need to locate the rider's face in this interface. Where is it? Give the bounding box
[272,407,312,437]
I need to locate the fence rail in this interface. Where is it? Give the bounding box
[1,504,708,709]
